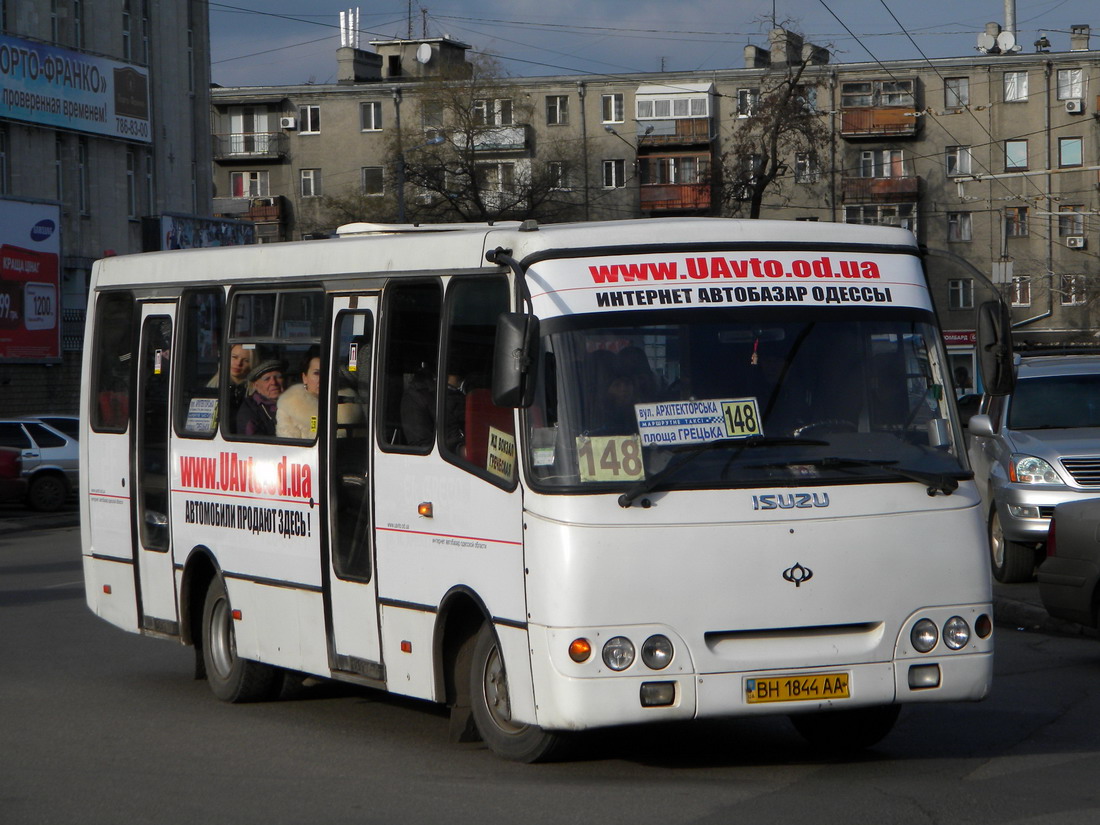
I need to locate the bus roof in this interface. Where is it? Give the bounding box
[90,218,919,289]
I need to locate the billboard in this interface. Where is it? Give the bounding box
[0,34,151,143]
[142,214,256,251]
[0,199,62,363]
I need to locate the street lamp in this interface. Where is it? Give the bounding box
[396,134,445,224]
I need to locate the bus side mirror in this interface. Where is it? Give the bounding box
[976,300,1014,397]
[492,312,540,408]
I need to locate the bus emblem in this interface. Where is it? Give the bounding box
[782,563,813,587]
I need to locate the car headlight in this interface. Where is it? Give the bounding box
[602,637,636,671]
[911,618,938,653]
[1010,455,1061,485]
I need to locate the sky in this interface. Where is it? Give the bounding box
[209,0,1100,88]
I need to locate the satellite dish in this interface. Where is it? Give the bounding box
[416,43,432,64]
[996,31,1018,53]
[976,32,996,53]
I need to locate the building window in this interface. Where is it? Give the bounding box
[298,105,321,133]
[548,160,568,189]
[1059,205,1085,236]
[1059,137,1083,168]
[473,98,513,126]
[737,88,759,117]
[948,279,974,310]
[122,0,131,60]
[794,152,818,183]
[945,145,972,177]
[947,212,972,242]
[840,79,914,108]
[860,149,906,178]
[140,0,150,64]
[361,166,383,196]
[300,168,322,198]
[54,137,64,201]
[230,170,269,198]
[1011,276,1031,307]
[74,0,84,48]
[602,158,626,188]
[125,148,136,217]
[1057,68,1084,100]
[145,151,154,213]
[51,0,60,41]
[546,95,569,126]
[360,101,383,131]
[599,93,624,124]
[1004,71,1028,102]
[945,77,970,109]
[1061,274,1086,305]
[1005,206,1029,238]
[1005,139,1028,170]
[77,138,89,214]
[844,203,917,233]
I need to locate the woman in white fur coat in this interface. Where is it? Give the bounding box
[277,349,321,439]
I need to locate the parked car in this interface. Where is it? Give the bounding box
[968,354,1100,582]
[0,419,78,511]
[1038,498,1100,628]
[22,415,79,440]
[0,445,27,504]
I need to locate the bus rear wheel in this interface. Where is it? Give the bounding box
[201,577,279,702]
[469,623,564,762]
[789,704,900,752]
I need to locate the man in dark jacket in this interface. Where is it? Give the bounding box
[237,359,286,436]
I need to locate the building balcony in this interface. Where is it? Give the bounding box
[637,118,713,148]
[213,195,285,223]
[640,183,711,212]
[839,108,919,139]
[450,124,530,152]
[213,132,290,162]
[842,176,921,202]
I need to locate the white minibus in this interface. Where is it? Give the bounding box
[81,218,1010,761]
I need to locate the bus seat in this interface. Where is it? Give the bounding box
[464,388,514,470]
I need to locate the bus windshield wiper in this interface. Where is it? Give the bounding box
[749,456,959,496]
[617,436,827,508]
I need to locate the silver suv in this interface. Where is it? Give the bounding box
[0,419,78,511]
[968,354,1100,582]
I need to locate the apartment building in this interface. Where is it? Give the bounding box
[0,0,213,414]
[210,24,1100,373]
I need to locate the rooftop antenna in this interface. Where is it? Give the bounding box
[339,8,360,49]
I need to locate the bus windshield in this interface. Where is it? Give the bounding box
[525,306,965,492]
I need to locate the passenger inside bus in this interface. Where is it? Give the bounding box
[237,359,286,436]
[277,347,321,439]
[207,343,255,426]
[400,367,466,452]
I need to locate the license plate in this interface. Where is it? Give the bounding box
[744,672,850,704]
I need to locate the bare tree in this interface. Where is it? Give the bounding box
[394,56,586,223]
[720,29,830,219]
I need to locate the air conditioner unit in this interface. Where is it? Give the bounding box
[1065,99,1085,114]
[280,116,298,129]
[1067,235,1086,249]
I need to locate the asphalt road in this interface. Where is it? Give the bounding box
[4,526,1100,824]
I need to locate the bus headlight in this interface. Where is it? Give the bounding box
[641,635,674,670]
[943,616,970,650]
[602,637,635,671]
[911,619,938,653]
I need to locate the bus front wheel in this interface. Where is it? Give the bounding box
[201,577,279,703]
[469,623,564,762]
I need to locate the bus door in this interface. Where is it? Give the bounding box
[133,305,180,635]
[324,296,382,679]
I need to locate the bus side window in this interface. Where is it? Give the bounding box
[378,281,442,452]
[176,288,224,437]
[91,292,135,433]
[440,276,515,484]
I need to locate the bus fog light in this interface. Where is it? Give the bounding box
[568,638,592,663]
[943,617,970,649]
[911,619,938,653]
[602,637,635,671]
[908,663,941,689]
[641,635,674,670]
[640,681,676,707]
